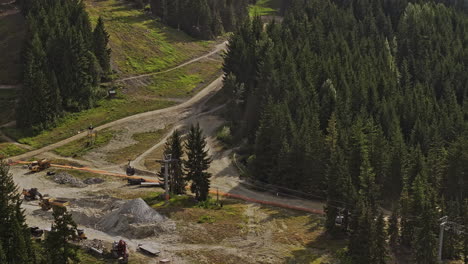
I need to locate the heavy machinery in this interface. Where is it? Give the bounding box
[112,240,129,264]
[126,160,135,176]
[22,188,43,201]
[76,229,87,240]
[39,197,70,211]
[29,227,44,238]
[28,159,51,172]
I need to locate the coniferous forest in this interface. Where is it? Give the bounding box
[15,0,111,131]
[223,0,468,262]
[150,0,250,39]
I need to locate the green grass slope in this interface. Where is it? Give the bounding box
[248,0,282,17]
[85,0,215,77]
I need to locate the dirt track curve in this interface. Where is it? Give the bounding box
[112,41,227,83]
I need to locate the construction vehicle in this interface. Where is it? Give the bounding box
[126,160,135,176]
[127,178,145,185]
[28,159,51,172]
[29,227,44,238]
[77,229,87,240]
[39,197,70,211]
[112,240,129,264]
[22,188,43,201]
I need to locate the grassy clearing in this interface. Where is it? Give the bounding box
[53,129,115,157]
[0,7,25,84]
[0,143,28,157]
[106,126,172,164]
[248,0,282,16]
[4,56,221,149]
[0,89,17,125]
[3,98,174,149]
[84,0,214,76]
[146,58,223,98]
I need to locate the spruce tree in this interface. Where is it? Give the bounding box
[388,205,400,248]
[372,212,388,264]
[93,16,111,77]
[184,124,212,201]
[45,207,79,264]
[164,130,185,194]
[0,159,33,264]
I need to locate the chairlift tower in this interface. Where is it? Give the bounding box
[438,216,465,263]
[155,153,178,202]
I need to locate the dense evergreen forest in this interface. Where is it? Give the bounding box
[223,0,468,262]
[150,0,250,39]
[15,0,111,131]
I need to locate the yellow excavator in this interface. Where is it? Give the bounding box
[28,159,51,172]
[39,197,70,211]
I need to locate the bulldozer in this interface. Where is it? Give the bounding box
[29,159,51,172]
[22,188,43,201]
[39,197,70,211]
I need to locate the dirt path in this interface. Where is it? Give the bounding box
[10,75,224,161]
[110,41,227,83]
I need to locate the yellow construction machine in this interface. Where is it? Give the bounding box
[39,197,70,211]
[29,159,51,172]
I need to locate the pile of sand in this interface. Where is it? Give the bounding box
[97,198,174,238]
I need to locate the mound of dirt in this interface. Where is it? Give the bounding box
[53,173,86,188]
[83,178,105,185]
[97,198,175,238]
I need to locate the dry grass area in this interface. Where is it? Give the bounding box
[106,125,172,164]
[142,193,346,264]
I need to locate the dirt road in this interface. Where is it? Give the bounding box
[114,41,228,83]
[10,75,224,161]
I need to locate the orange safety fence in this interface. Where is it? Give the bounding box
[9,161,324,215]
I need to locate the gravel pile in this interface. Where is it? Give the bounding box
[83,178,105,185]
[53,173,86,188]
[97,198,174,238]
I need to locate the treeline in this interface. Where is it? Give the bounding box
[150,0,250,39]
[223,0,468,262]
[16,0,111,131]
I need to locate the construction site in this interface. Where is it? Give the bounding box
[3,73,335,263]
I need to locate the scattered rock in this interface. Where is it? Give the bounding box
[53,172,86,188]
[83,177,105,185]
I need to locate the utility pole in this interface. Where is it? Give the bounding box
[438,216,466,263]
[439,216,448,263]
